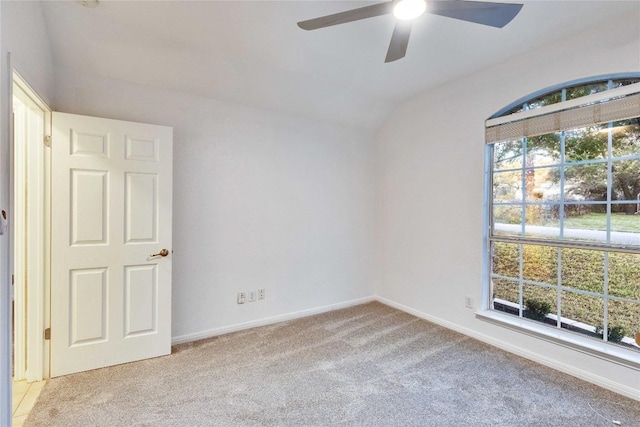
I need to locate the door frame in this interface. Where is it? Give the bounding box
[11,70,51,381]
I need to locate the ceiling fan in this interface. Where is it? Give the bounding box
[297,0,523,63]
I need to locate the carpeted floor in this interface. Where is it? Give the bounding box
[25,302,640,426]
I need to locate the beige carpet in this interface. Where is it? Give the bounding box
[25,302,640,426]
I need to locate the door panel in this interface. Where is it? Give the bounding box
[51,112,172,377]
[69,268,107,345]
[71,169,108,245]
[125,173,157,243]
[124,265,157,336]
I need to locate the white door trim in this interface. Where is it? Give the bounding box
[11,71,51,382]
[12,87,27,381]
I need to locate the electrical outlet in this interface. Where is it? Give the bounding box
[237,292,246,304]
[257,289,265,300]
[248,290,256,302]
[465,296,474,309]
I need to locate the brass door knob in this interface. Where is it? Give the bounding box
[150,249,169,258]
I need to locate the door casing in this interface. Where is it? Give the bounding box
[11,71,51,382]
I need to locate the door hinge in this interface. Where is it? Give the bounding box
[44,328,51,340]
[11,275,14,285]
[44,135,52,147]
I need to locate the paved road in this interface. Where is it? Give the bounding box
[495,223,640,245]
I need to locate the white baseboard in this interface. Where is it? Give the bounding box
[171,296,375,346]
[375,296,639,401]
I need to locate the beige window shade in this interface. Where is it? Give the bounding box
[486,91,640,144]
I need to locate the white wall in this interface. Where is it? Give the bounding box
[1,1,55,105]
[375,10,640,398]
[54,71,377,341]
[0,1,56,424]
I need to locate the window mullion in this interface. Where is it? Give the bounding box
[521,137,527,237]
[485,143,495,311]
[490,235,640,255]
[557,116,566,328]
[518,244,524,318]
[603,79,614,342]
[602,80,614,342]
[519,136,527,319]
[603,251,609,342]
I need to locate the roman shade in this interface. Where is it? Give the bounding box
[485,82,640,144]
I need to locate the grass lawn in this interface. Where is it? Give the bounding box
[561,213,640,232]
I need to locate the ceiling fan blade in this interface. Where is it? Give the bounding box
[297,1,394,31]
[385,21,412,63]
[428,0,523,28]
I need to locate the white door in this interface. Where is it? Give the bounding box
[51,112,173,377]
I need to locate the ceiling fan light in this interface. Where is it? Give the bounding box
[393,0,426,20]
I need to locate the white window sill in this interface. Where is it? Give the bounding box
[476,309,640,370]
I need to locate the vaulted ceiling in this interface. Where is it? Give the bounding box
[40,1,639,130]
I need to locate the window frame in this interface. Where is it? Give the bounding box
[481,76,640,368]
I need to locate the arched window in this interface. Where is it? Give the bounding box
[484,75,640,360]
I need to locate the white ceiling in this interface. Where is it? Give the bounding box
[40,0,638,130]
